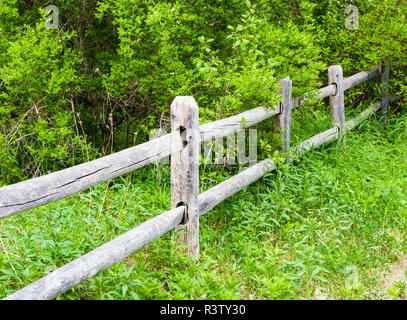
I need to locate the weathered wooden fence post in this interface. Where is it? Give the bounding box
[273,77,293,152]
[170,96,200,259]
[380,62,390,122]
[328,65,346,139]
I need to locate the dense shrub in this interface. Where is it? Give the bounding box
[0,0,405,183]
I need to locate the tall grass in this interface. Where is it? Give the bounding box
[0,103,406,299]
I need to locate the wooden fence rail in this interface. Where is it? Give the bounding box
[0,64,384,219]
[1,63,402,300]
[0,105,280,219]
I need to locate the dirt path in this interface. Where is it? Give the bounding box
[377,255,407,300]
[312,251,407,300]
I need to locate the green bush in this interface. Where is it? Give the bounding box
[0,0,405,182]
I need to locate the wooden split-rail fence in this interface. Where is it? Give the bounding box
[0,63,401,300]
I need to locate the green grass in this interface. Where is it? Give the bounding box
[0,103,406,300]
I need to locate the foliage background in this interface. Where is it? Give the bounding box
[0,0,406,184]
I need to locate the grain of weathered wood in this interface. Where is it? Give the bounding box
[316,84,337,100]
[0,132,184,219]
[343,64,382,91]
[171,97,200,258]
[328,65,346,138]
[3,206,185,300]
[273,77,293,152]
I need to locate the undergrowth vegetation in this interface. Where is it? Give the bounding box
[1,101,406,300]
[1,0,406,184]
